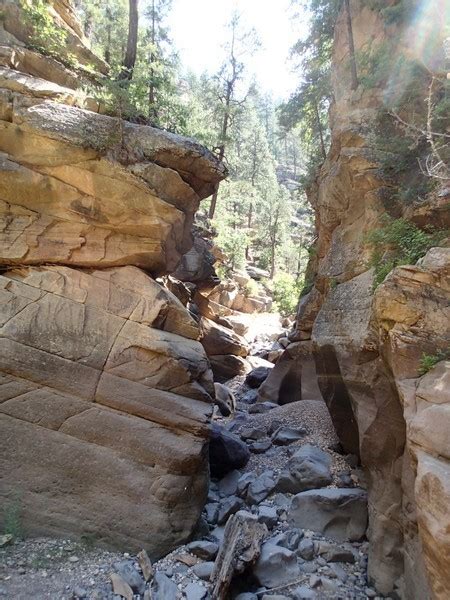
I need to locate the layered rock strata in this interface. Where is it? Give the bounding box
[285,2,449,598]
[0,0,226,557]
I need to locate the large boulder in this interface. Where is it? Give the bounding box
[0,265,215,557]
[209,424,250,478]
[200,317,249,358]
[276,444,332,494]
[257,341,323,405]
[288,488,368,542]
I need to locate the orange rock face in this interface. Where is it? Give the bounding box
[0,0,226,556]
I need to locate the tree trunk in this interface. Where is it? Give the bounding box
[211,513,267,600]
[313,100,327,160]
[148,0,157,120]
[208,108,229,219]
[119,0,139,81]
[344,0,358,91]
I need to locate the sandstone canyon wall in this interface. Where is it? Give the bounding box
[0,0,226,558]
[292,2,449,599]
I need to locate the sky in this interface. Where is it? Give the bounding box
[167,0,308,100]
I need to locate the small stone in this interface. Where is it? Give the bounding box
[249,402,278,414]
[309,575,321,588]
[219,469,241,497]
[137,549,153,582]
[204,502,219,524]
[112,560,145,595]
[72,586,88,599]
[151,572,178,600]
[184,582,207,600]
[235,594,258,600]
[207,490,220,502]
[110,574,133,600]
[328,563,347,582]
[365,588,377,598]
[218,495,245,524]
[292,585,316,599]
[0,535,13,548]
[247,472,278,504]
[240,426,267,441]
[186,540,219,561]
[245,366,271,388]
[257,505,278,528]
[320,577,340,593]
[242,389,259,404]
[237,472,256,497]
[68,556,79,563]
[272,426,306,445]
[250,439,272,454]
[298,539,315,560]
[192,561,214,580]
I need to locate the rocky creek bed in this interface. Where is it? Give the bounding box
[0,313,381,600]
[1,371,386,600]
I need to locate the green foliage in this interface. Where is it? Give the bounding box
[419,350,449,375]
[21,0,75,66]
[270,272,302,316]
[3,492,23,539]
[368,217,448,287]
[362,0,416,24]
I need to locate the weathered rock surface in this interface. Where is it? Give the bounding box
[257,341,323,405]
[0,265,215,556]
[291,1,450,596]
[276,444,332,494]
[288,488,368,542]
[209,424,250,478]
[0,97,225,274]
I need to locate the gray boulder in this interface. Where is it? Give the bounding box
[151,572,178,600]
[253,542,301,588]
[250,439,272,454]
[186,540,219,560]
[276,444,332,494]
[192,561,214,581]
[245,366,271,388]
[218,469,241,497]
[288,488,368,542]
[209,424,250,478]
[184,582,208,600]
[242,389,259,404]
[247,472,278,504]
[270,528,303,551]
[218,495,244,524]
[240,426,267,441]
[257,505,278,528]
[297,539,315,560]
[272,427,306,445]
[112,560,144,595]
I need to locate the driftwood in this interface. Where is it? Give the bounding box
[210,510,267,600]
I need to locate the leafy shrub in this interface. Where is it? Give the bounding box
[270,272,302,317]
[244,278,260,298]
[368,217,448,287]
[20,0,76,67]
[3,492,23,539]
[419,350,449,375]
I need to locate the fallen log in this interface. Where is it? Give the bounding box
[210,510,268,599]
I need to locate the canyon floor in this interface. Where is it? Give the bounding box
[0,315,382,600]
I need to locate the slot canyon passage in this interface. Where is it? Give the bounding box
[0,1,449,599]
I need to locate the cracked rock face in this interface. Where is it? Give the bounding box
[0,265,214,556]
[0,0,226,558]
[291,2,450,598]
